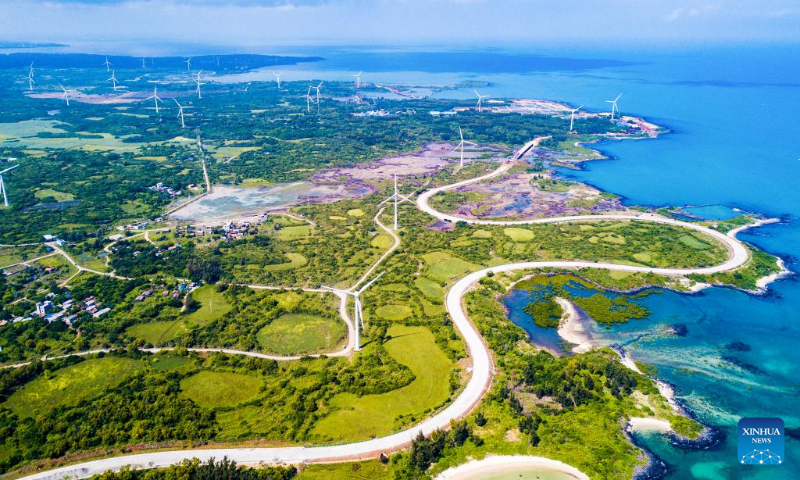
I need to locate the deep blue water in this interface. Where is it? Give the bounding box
[10,43,800,478]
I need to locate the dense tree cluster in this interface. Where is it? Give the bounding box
[88,457,297,480]
[0,368,216,471]
[393,421,477,479]
[522,294,563,328]
[337,345,416,395]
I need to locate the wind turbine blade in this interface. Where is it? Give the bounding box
[357,271,385,294]
[615,93,622,102]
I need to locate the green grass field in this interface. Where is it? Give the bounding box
[312,325,454,441]
[296,462,391,480]
[0,245,47,268]
[180,370,263,409]
[34,188,75,202]
[4,357,142,418]
[679,234,711,249]
[370,234,394,250]
[263,252,308,271]
[277,225,312,241]
[256,313,346,355]
[414,277,444,300]
[422,251,480,283]
[375,304,413,321]
[185,285,231,326]
[126,320,187,345]
[503,227,535,242]
[149,353,193,372]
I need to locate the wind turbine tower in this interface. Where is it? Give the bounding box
[174,99,186,128]
[474,89,489,112]
[272,71,283,89]
[146,86,164,114]
[606,94,622,120]
[0,165,19,207]
[108,70,119,91]
[312,82,323,113]
[194,71,205,99]
[378,174,413,230]
[305,86,314,112]
[26,63,35,91]
[569,105,583,132]
[323,271,385,351]
[452,126,477,168]
[352,71,362,88]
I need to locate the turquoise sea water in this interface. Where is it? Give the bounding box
[11,43,800,478]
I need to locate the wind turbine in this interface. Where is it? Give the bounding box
[174,99,186,128]
[474,89,489,112]
[194,71,205,99]
[322,271,385,351]
[108,70,119,91]
[0,165,19,207]
[452,126,477,168]
[141,57,147,69]
[312,82,323,113]
[606,94,622,120]
[305,86,314,112]
[59,84,74,106]
[146,86,163,114]
[27,62,35,90]
[184,58,192,71]
[351,71,362,88]
[272,71,283,89]
[378,174,413,230]
[103,57,112,71]
[569,105,583,132]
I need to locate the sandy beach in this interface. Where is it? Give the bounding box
[627,417,673,433]
[435,455,590,480]
[756,257,792,291]
[554,297,593,353]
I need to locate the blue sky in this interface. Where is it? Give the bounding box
[1,0,798,49]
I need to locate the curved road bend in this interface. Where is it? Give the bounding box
[19,139,758,480]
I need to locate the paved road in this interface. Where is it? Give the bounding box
[18,139,761,480]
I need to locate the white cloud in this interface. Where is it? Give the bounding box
[664,5,721,22]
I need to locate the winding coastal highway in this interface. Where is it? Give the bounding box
[18,138,767,480]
